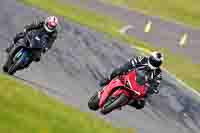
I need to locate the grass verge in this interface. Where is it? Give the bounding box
[0,74,129,133]
[100,0,200,27]
[19,0,200,93]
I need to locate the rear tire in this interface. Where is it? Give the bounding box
[88,92,99,111]
[101,93,128,115]
[129,99,146,110]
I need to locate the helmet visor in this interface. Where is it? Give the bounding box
[136,70,147,85]
[149,56,162,68]
[47,23,56,30]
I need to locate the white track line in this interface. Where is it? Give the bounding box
[119,25,134,34]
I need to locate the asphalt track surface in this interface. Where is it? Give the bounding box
[62,0,200,64]
[0,0,199,133]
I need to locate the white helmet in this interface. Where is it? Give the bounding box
[44,16,58,33]
[148,51,164,69]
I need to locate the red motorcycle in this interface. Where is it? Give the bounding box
[88,69,149,115]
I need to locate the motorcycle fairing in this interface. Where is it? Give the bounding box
[13,48,31,68]
[126,71,146,98]
[98,78,127,108]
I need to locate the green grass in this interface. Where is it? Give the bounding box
[19,0,200,94]
[0,74,130,133]
[100,0,200,27]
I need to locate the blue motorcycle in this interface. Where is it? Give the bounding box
[3,31,48,75]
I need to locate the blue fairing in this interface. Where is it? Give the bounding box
[14,49,31,67]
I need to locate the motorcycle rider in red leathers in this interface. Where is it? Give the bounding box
[3,16,58,72]
[99,51,164,109]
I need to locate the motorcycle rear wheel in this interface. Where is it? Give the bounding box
[101,93,128,115]
[129,99,146,110]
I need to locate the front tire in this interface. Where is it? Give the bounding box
[2,55,12,73]
[101,93,128,115]
[2,61,9,73]
[88,92,100,111]
[7,61,19,75]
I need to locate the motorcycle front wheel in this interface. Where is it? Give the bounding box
[101,93,128,115]
[2,56,12,73]
[88,92,100,111]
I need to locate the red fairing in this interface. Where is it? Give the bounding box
[126,71,146,97]
[98,70,147,109]
[112,89,130,98]
[99,79,125,108]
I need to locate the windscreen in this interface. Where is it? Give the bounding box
[136,70,147,85]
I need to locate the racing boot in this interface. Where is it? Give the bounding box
[33,51,41,62]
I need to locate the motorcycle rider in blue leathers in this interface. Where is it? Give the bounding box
[3,16,59,72]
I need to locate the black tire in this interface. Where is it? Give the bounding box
[135,100,145,109]
[129,99,146,110]
[88,92,99,111]
[7,62,19,75]
[2,57,11,73]
[101,93,128,115]
[2,65,8,73]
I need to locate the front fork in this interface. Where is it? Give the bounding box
[99,87,130,108]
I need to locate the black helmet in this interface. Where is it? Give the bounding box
[148,51,164,69]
